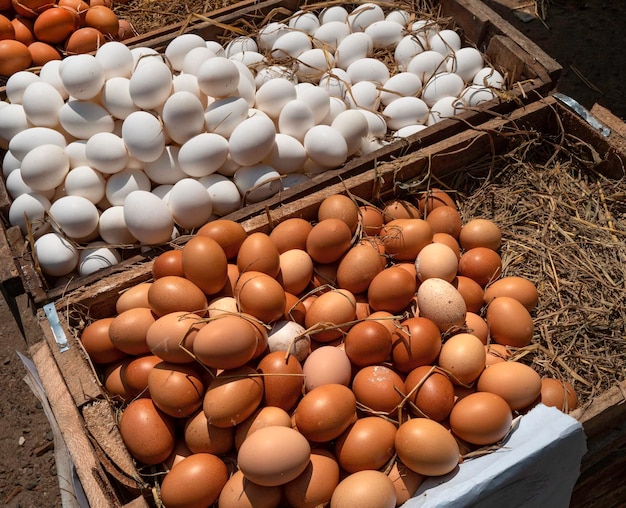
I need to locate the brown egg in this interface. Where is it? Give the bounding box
[415,242,458,283]
[196,219,247,259]
[64,26,105,54]
[330,470,397,508]
[381,218,433,261]
[405,365,455,421]
[484,275,539,311]
[302,345,351,391]
[318,194,360,233]
[0,39,32,76]
[477,361,542,410]
[464,312,488,343]
[257,350,304,411]
[449,391,512,445]
[485,296,534,347]
[484,343,511,365]
[182,235,229,295]
[294,383,356,442]
[351,365,405,416]
[459,218,502,251]
[269,217,313,253]
[145,311,205,363]
[368,266,417,313]
[148,361,204,418]
[103,359,131,401]
[306,218,353,264]
[184,409,235,455]
[219,469,283,507]
[84,5,118,37]
[335,416,397,473]
[238,426,311,486]
[432,232,461,260]
[237,231,281,276]
[11,0,53,18]
[438,333,486,385]
[235,271,286,323]
[388,459,425,506]
[203,366,264,427]
[0,14,15,40]
[11,16,35,46]
[309,260,339,289]
[359,205,384,236]
[160,453,228,508]
[58,0,89,24]
[116,18,136,41]
[540,377,578,412]
[390,317,442,373]
[33,6,78,44]
[278,249,314,295]
[284,448,340,508]
[164,439,192,471]
[368,310,400,336]
[458,247,502,287]
[424,205,462,238]
[147,275,208,317]
[417,188,456,214]
[383,199,421,221]
[336,243,385,294]
[235,406,292,450]
[152,249,184,279]
[28,41,61,66]
[79,317,126,364]
[395,418,460,476]
[454,275,484,313]
[304,289,356,343]
[119,398,176,465]
[108,307,156,355]
[344,320,392,367]
[123,354,161,397]
[193,315,258,370]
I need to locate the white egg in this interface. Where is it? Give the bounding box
[229,114,277,166]
[271,29,313,59]
[64,166,106,203]
[459,85,497,107]
[346,80,380,111]
[321,96,349,125]
[360,110,388,138]
[427,96,465,126]
[8,192,51,236]
[379,72,422,106]
[49,195,100,239]
[266,133,307,174]
[59,54,105,100]
[386,9,411,27]
[407,50,446,83]
[178,132,229,178]
[473,67,505,89]
[161,91,205,145]
[198,174,241,216]
[364,20,404,49]
[21,81,64,128]
[319,68,351,98]
[217,155,241,178]
[411,19,440,38]
[255,78,298,119]
[143,145,185,185]
[85,132,128,174]
[205,40,226,56]
[429,29,462,56]
[78,242,122,276]
[9,127,67,161]
[181,46,217,76]
[121,111,165,162]
[359,136,388,155]
[172,73,206,105]
[98,205,137,245]
[165,33,208,71]
[225,36,258,57]
[5,169,36,199]
[39,60,68,100]
[129,58,173,110]
[447,47,484,82]
[331,109,369,156]
[2,150,21,177]
[319,6,348,24]
[231,60,257,106]
[100,77,140,120]
[65,140,89,169]
[256,22,289,51]
[106,168,152,206]
[203,96,247,138]
[5,71,40,104]
[34,232,79,277]
[166,178,214,229]
[0,104,29,148]
[382,96,429,130]
[95,41,134,79]
[346,57,390,85]
[394,124,428,138]
[304,125,348,168]
[296,85,331,125]
[282,172,311,189]
[131,47,160,68]
[267,320,310,362]
[296,48,334,82]
[334,32,373,71]
[255,65,297,88]
[312,21,350,52]
[20,144,70,192]
[278,99,315,142]
[347,3,384,32]
[421,72,465,107]
[229,50,266,69]
[289,10,320,34]
[124,190,175,244]
[59,100,114,139]
[197,57,241,98]
[394,34,427,71]
[151,184,173,202]
[233,164,283,203]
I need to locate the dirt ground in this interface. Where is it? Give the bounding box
[1,1,625,507]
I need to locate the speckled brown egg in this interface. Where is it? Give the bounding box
[306,218,353,264]
[416,278,467,333]
[147,275,208,317]
[405,365,455,421]
[318,194,360,233]
[335,416,397,473]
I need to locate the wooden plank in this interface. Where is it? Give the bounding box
[30,340,124,508]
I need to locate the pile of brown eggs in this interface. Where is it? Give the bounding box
[79,189,579,507]
[0,0,133,75]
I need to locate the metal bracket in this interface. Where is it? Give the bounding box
[553,93,612,138]
[44,303,69,353]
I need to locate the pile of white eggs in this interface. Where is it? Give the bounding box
[0,2,505,280]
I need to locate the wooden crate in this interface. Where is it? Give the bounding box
[0,0,562,305]
[15,94,624,506]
